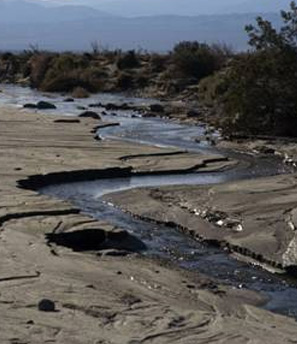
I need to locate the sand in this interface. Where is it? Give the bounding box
[1,107,297,343]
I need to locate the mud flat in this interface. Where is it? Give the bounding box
[1,107,297,343]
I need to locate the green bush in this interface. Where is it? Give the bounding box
[40,55,106,92]
[171,41,220,80]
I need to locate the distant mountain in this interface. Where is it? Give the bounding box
[0,12,281,52]
[70,0,291,17]
[0,0,112,23]
[222,0,292,14]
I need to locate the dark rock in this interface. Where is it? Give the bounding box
[37,101,56,110]
[105,103,119,111]
[78,111,101,120]
[63,98,74,102]
[150,104,164,113]
[89,102,103,108]
[104,103,131,111]
[38,299,56,312]
[54,119,80,124]
[77,106,87,110]
[23,103,37,109]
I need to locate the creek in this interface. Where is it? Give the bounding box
[1,84,297,319]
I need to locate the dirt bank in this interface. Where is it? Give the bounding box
[1,107,297,343]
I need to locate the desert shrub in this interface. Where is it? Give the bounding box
[28,53,53,88]
[40,54,105,92]
[171,41,220,80]
[117,50,140,70]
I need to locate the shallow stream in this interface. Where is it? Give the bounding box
[1,84,297,318]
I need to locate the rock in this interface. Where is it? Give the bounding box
[150,104,164,113]
[38,299,56,312]
[37,101,56,110]
[78,111,101,120]
[63,98,74,102]
[89,102,103,108]
[77,106,87,110]
[104,103,131,111]
[105,103,119,111]
[23,103,37,109]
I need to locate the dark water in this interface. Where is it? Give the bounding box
[1,84,297,318]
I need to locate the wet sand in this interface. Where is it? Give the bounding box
[1,107,297,343]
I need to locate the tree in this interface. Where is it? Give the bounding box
[219,1,297,137]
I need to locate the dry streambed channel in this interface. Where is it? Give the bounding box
[2,84,297,319]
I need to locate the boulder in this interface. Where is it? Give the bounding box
[63,97,74,102]
[36,101,56,110]
[78,111,101,120]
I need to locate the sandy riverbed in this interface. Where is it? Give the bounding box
[1,107,297,343]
